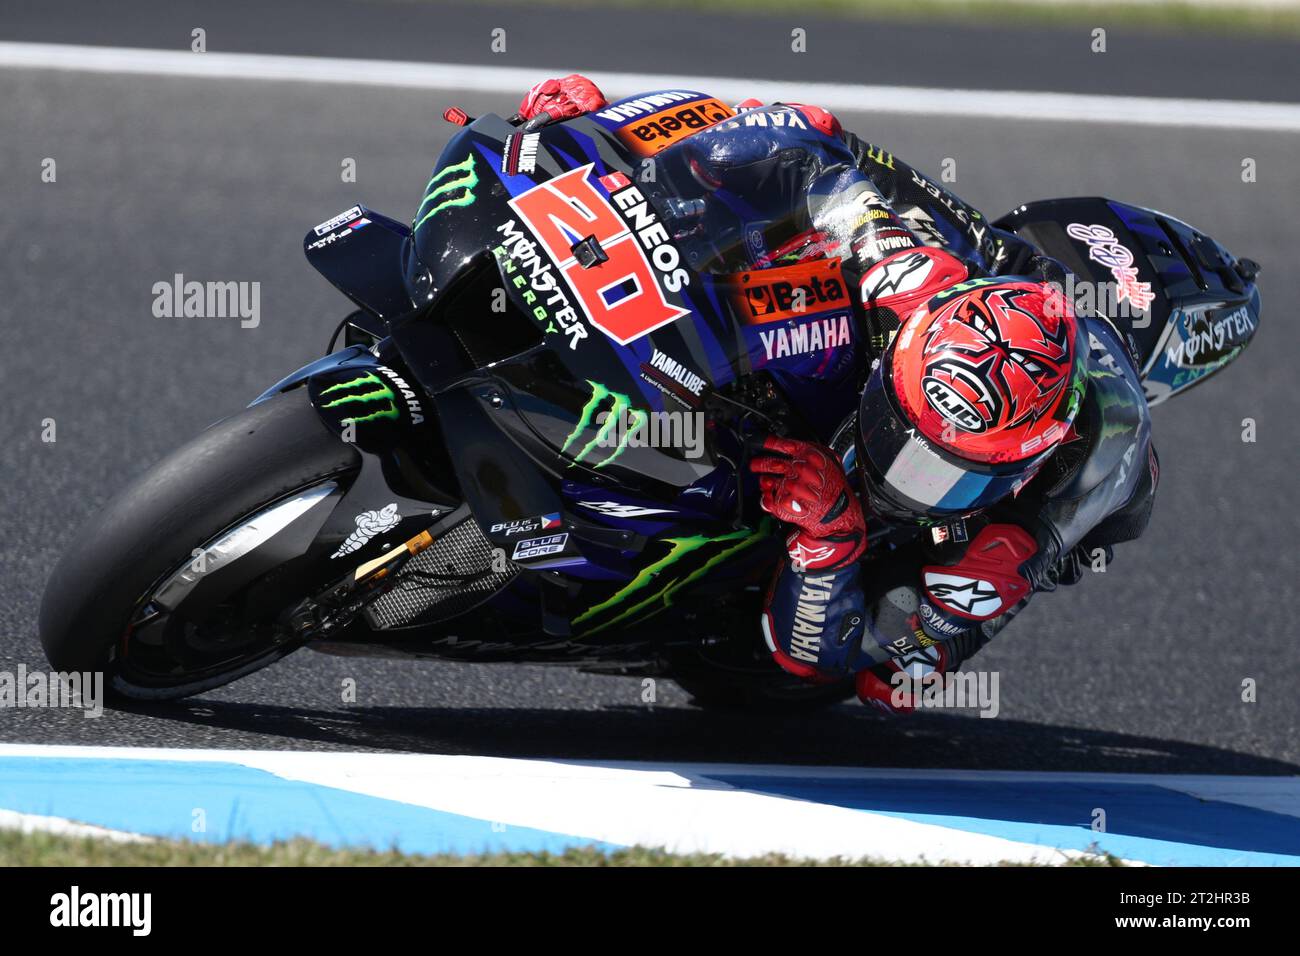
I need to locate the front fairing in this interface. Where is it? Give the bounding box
[399,96,872,490]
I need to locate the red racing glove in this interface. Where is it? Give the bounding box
[749,436,866,572]
[518,74,608,124]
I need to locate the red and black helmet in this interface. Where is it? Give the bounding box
[856,278,1087,522]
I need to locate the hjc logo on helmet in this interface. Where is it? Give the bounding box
[918,284,1073,437]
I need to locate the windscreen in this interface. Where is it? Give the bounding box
[635,114,875,278]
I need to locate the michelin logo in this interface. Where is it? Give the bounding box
[331,503,401,558]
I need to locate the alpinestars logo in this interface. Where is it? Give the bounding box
[415,154,478,230]
[562,381,647,468]
[860,250,934,302]
[320,372,400,425]
[923,572,1001,617]
[789,540,835,573]
[331,503,401,558]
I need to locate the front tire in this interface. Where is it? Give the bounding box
[39,389,359,700]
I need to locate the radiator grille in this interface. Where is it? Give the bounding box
[364,517,518,629]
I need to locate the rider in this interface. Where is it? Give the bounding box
[513,75,1159,714]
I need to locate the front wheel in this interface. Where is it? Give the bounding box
[39,389,360,701]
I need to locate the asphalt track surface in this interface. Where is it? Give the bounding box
[8,0,1300,103]
[1,8,1299,773]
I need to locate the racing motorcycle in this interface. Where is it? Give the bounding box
[39,91,1261,708]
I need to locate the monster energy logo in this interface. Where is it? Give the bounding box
[319,372,399,425]
[932,276,1001,300]
[414,154,478,230]
[561,381,649,469]
[864,145,895,169]
[574,521,771,635]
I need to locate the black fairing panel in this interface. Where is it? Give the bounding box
[304,206,413,321]
[1051,318,1148,501]
[995,198,1260,406]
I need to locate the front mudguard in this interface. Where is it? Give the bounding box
[249,344,460,586]
[252,342,433,451]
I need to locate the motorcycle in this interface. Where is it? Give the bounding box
[39,92,1261,709]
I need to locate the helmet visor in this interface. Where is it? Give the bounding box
[857,361,1047,521]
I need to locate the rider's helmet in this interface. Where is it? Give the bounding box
[856,279,1088,523]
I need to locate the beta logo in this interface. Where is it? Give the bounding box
[508,164,691,345]
[618,97,733,156]
[732,258,848,324]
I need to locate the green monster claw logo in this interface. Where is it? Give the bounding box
[863,145,895,169]
[414,154,478,229]
[932,276,1001,300]
[561,381,648,469]
[320,372,400,425]
[575,521,772,635]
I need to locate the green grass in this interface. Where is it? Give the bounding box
[514,0,1300,37]
[0,829,1127,866]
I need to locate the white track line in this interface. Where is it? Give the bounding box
[2,41,1300,132]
